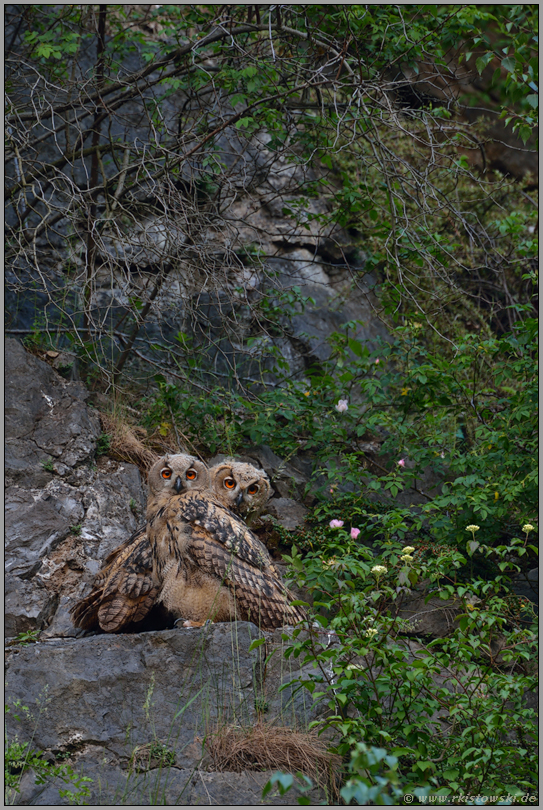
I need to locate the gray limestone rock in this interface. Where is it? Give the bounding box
[265,498,308,531]
[393,593,464,638]
[5,339,101,489]
[5,482,84,578]
[188,769,325,806]
[5,575,53,637]
[5,623,264,765]
[5,623,331,806]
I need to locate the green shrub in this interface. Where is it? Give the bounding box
[281,520,537,801]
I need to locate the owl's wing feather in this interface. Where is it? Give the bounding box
[70,526,157,633]
[189,526,305,629]
[147,490,307,629]
[152,491,272,570]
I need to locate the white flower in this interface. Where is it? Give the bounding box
[364,628,378,638]
[466,524,480,533]
[371,565,387,576]
[335,399,349,413]
[522,524,535,534]
[400,554,414,563]
[402,546,415,554]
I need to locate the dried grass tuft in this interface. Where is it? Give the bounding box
[204,721,342,797]
[98,411,163,473]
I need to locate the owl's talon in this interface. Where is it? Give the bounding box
[179,619,214,628]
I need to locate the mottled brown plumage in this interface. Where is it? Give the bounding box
[70,525,155,632]
[147,489,306,629]
[70,453,209,632]
[71,455,303,633]
[209,460,272,520]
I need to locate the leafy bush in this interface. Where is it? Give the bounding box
[282,521,537,801]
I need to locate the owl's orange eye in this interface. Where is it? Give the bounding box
[224,478,236,489]
[186,469,197,480]
[161,468,172,479]
[247,484,259,495]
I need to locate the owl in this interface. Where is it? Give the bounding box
[210,460,272,522]
[70,453,209,633]
[71,455,300,632]
[146,483,306,629]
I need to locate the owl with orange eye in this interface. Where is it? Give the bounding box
[146,458,304,630]
[71,454,302,632]
[71,453,210,633]
[209,460,272,521]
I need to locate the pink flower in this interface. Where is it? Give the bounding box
[350,527,361,540]
[335,399,348,413]
[440,452,445,459]
[398,458,406,468]
[329,519,344,529]
[375,359,380,364]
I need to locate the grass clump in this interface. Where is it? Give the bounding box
[204,721,341,798]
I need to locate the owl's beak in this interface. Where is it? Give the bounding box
[235,491,244,507]
[174,476,184,494]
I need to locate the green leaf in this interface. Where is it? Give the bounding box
[526,94,538,109]
[501,56,516,73]
[249,638,266,651]
[475,52,493,74]
[235,117,253,129]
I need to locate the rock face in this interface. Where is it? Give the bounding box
[5,340,537,806]
[4,340,331,806]
[5,624,329,806]
[4,341,147,636]
[5,338,101,489]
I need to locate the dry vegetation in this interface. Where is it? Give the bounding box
[204,721,342,798]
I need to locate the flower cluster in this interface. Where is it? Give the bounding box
[466,524,480,533]
[371,565,387,576]
[400,554,414,563]
[402,546,415,554]
[522,524,535,534]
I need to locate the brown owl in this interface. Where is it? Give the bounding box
[210,460,272,522]
[70,453,209,632]
[71,456,301,633]
[146,484,306,630]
